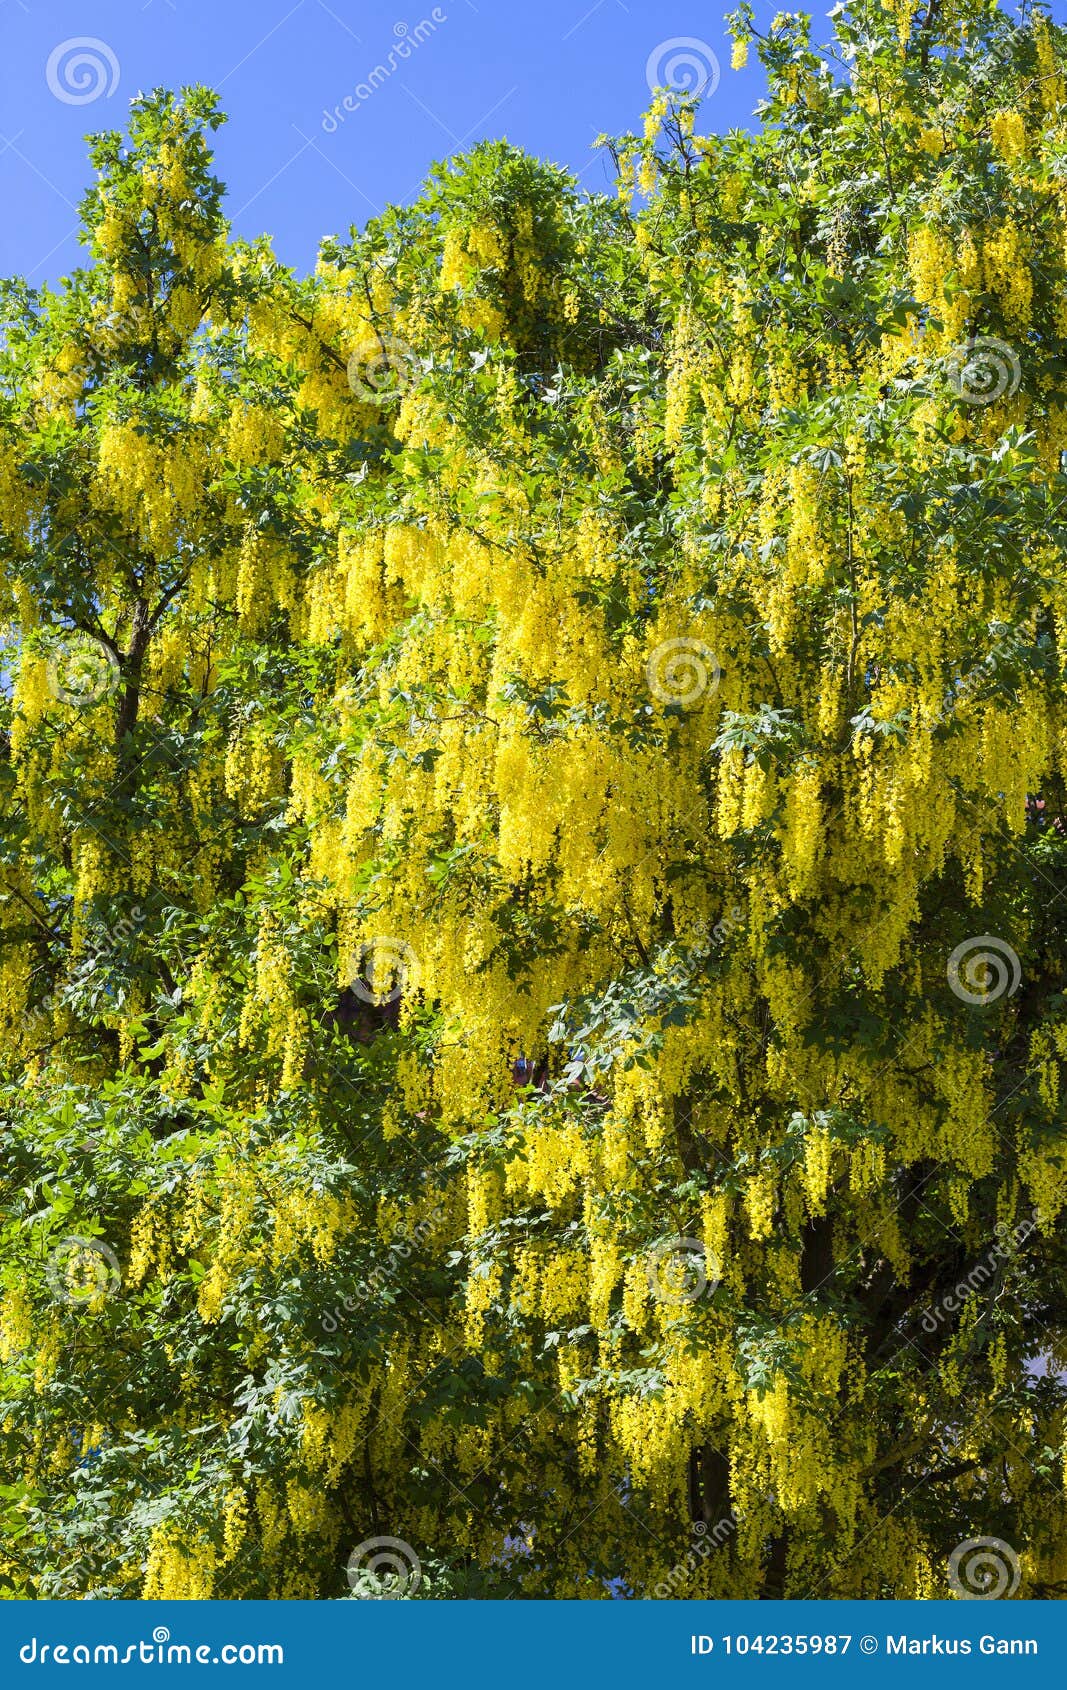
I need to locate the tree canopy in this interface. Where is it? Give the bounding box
[1,0,1066,1600]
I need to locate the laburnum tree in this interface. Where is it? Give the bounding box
[1,0,1067,1600]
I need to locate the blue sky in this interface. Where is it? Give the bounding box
[1,3,1063,287]
[0,0,764,284]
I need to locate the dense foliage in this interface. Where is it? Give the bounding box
[1,0,1066,1600]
